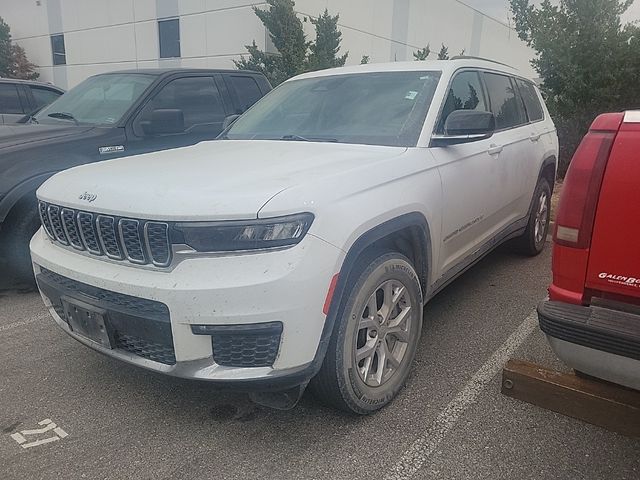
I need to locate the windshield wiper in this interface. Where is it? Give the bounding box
[47,112,79,125]
[279,134,338,143]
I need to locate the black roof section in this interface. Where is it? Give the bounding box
[97,68,262,76]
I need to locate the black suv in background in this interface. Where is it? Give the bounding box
[0,78,64,124]
[0,68,271,284]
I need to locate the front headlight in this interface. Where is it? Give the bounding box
[173,213,314,252]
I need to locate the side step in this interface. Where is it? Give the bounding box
[501,359,640,437]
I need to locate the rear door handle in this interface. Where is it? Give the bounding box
[530,133,541,142]
[487,144,503,156]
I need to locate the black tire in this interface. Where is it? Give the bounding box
[310,251,423,414]
[512,178,551,256]
[0,195,40,286]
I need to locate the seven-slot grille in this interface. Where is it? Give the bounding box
[38,201,171,267]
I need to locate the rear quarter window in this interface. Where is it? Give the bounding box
[516,79,544,122]
[229,75,263,113]
[0,84,24,114]
[30,86,62,109]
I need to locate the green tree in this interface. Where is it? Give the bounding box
[360,55,370,64]
[437,44,449,60]
[413,44,431,61]
[0,17,39,80]
[234,0,308,85]
[0,17,13,77]
[510,0,640,175]
[308,9,348,70]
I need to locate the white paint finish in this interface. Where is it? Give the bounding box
[134,21,160,62]
[1,0,50,39]
[65,62,136,87]
[204,7,267,55]
[133,0,157,22]
[65,24,138,65]
[61,0,135,31]
[385,310,539,480]
[179,14,208,58]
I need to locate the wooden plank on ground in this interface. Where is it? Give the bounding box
[501,359,640,437]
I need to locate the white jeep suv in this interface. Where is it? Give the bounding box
[31,59,558,414]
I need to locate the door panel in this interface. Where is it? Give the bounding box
[431,70,503,274]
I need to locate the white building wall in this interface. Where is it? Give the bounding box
[2,0,535,90]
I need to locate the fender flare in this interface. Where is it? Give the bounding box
[308,212,432,376]
[0,172,58,224]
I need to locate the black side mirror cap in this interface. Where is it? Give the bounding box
[141,109,185,136]
[431,110,496,146]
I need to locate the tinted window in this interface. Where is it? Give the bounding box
[226,71,442,147]
[51,34,66,65]
[437,71,487,133]
[516,79,544,122]
[159,19,180,58]
[30,86,62,109]
[0,84,24,114]
[230,76,262,113]
[35,73,155,125]
[136,77,225,134]
[483,73,527,130]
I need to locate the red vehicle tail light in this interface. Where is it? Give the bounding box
[554,113,624,249]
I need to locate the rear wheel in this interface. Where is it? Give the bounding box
[512,178,551,256]
[310,251,423,414]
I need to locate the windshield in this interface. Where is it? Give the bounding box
[34,73,155,126]
[225,71,441,147]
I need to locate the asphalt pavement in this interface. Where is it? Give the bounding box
[1,243,638,480]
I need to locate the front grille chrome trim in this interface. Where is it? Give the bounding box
[37,202,172,269]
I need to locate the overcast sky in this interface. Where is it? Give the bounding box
[462,0,640,24]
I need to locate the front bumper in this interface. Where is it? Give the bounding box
[538,300,640,390]
[31,228,343,389]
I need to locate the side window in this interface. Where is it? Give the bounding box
[229,75,263,113]
[0,84,24,114]
[437,71,487,133]
[135,76,225,135]
[30,86,62,109]
[515,79,544,122]
[483,73,527,130]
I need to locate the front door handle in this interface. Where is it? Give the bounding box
[488,144,504,156]
[530,133,541,142]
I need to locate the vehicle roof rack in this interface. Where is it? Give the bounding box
[450,55,514,69]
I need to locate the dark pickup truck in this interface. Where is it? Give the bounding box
[0,68,271,283]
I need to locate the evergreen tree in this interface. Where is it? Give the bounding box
[437,44,449,60]
[413,45,431,61]
[308,9,348,70]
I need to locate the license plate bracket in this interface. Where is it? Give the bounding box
[61,297,113,349]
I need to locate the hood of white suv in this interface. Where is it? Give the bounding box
[37,140,407,221]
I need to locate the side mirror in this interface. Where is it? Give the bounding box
[431,110,496,146]
[222,114,241,131]
[141,109,185,135]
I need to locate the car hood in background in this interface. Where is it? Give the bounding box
[0,124,95,149]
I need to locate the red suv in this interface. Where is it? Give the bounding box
[538,111,640,390]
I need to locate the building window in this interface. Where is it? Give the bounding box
[158,18,180,58]
[50,34,66,65]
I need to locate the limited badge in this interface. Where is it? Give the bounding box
[98,145,125,154]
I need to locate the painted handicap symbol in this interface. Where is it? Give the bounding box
[10,419,68,449]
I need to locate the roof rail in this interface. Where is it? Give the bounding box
[450,55,514,69]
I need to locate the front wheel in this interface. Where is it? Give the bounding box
[512,178,551,256]
[310,251,423,414]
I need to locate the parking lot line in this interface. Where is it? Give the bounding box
[385,309,539,480]
[0,314,49,334]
